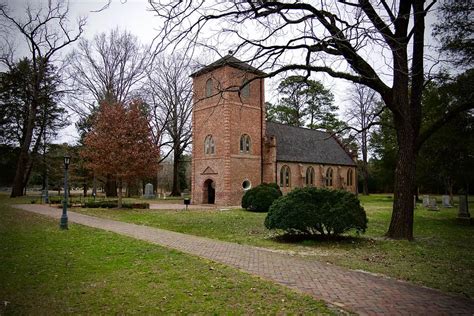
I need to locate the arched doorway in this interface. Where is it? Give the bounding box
[203,179,215,204]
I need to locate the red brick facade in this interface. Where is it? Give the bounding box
[191,58,357,206]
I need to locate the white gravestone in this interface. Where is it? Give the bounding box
[422,195,430,207]
[144,183,155,199]
[441,195,453,208]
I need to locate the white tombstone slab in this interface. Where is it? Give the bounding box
[422,195,430,207]
[442,195,453,208]
[144,183,155,199]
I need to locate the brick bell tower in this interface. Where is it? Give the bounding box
[190,55,266,206]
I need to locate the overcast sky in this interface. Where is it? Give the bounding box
[4,0,442,145]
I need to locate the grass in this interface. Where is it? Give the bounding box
[72,194,474,298]
[0,195,332,315]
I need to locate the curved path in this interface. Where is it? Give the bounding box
[14,204,474,315]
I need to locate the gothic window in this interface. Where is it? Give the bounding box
[347,169,353,186]
[240,134,251,153]
[306,166,315,186]
[241,79,250,97]
[204,135,215,155]
[279,165,291,187]
[325,167,333,187]
[205,78,213,97]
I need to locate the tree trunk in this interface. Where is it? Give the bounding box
[361,130,369,195]
[11,121,35,197]
[361,164,369,196]
[117,178,123,208]
[387,122,417,240]
[127,180,140,197]
[105,175,117,197]
[92,174,97,197]
[83,183,88,197]
[170,147,181,196]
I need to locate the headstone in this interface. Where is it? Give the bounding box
[441,195,453,208]
[428,197,439,211]
[422,195,430,207]
[457,195,472,224]
[144,183,155,199]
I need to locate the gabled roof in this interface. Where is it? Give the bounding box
[265,121,356,166]
[190,55,266,78]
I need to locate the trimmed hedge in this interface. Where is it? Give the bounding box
[241,183,282,212]
[83,201,149,209]
[264,187,367,236]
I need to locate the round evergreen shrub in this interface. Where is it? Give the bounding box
[264,187,367,236]
[241,183,282,212]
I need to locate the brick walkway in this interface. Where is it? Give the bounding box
[14,204,474,315]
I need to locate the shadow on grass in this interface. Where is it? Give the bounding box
[270,232,372,247]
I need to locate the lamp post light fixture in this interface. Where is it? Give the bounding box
[60,154,71,230]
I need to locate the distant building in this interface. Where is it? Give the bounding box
[191,55,356,206]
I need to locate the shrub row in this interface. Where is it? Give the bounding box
[83,201,149,209]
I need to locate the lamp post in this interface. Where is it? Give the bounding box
[60,154,71,230]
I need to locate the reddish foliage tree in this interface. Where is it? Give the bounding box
[82,101,159,207]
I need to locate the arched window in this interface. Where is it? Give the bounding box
[279,165,291,187]
[240,134,251,153]
[325,167,333,187]
[205,78,213,97]
[241,79,250,97]
[204,135,215,155]
[347,169,353,186]
[306,167,315,186]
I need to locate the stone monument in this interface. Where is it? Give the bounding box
[422,195,430,207]
[428,197,439,211]
[441,195,453,208]
[144,183,155,199]
[457,194,472,225]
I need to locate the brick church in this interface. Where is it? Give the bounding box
[190,55,357,206]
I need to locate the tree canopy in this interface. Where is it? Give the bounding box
[267,76,344,131]
[81,101,159,207]
[433,0,474,67]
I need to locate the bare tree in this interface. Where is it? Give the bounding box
[149,1,474,239]
[66,28,151,117]
[67,28,151,196]
[0,0,85,197]
[144,55,192,196]
[345,83,380,195]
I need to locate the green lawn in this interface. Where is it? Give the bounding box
[72,194,474,298]
[0,196,332,315]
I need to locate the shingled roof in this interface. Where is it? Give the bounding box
[266,121,356,166]
[190,55,266,78]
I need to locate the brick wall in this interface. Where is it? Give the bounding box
[192,66,265,206]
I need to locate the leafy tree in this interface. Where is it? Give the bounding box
[0,145,19,186]
[369,106,397,193]
[433,0,474,67]
[268,76,344,131]
[81,101,160,208]
[151,1,474,239]
[67,28,151,197]
[0,1,85,197]
[0,58,67,191]
[417,70,474,196]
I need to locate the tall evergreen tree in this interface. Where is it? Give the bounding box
[0,58,67,191]
[268,76,344,131]
[434,0,474,67]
